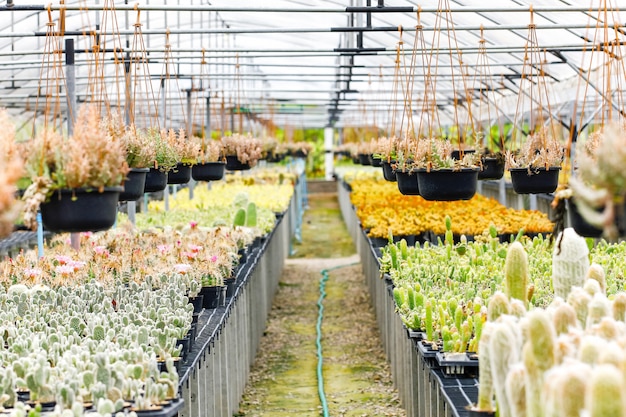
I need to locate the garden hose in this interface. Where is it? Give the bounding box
[316,262,359,417]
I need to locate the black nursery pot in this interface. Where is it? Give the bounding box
[144,168,168,193]
[119,168,149,201]
[192,161,226,181]
[358,153,372,166]
[167,163,192,184]
[395,170,420,196]
[567,198,603,238]
[382,161,397,182]
[450,149,476,160]
[41,187,123,233]
[225,155,251,171]
[478,157,505,180]
[417,168,479,201]
[199,286,223,309]
[189,295,204,314]
[509,167,560,194]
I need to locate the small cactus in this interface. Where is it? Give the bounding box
[587,365,626,417]
[552,228,590,299]
[475,323,495,412]
[523,309,556,417]
[487,291,511,322]
[585,263,606,295]
[504,242,529,307]
[233,208,246,227]
[552,302,578,335]
[504,364,526,417]
[489,322,519,417]
[245,202,257,227]
[612,292,626,321]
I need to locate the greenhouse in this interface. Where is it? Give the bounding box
[1,0,626,416]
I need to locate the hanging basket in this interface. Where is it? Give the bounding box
[118,168,149,201]
[144,168,168,193]
[192,162,226,182]
[567,198,603,238]
[509,167,560,194]
[369,154,383,167]
[41,187,123,233]
[266,153,286,163]
[225,155,251,171]
[450,149,476,160]
[382,161,397,182]
[358,153,372,166]
[417,168,479,201]
[395,170,420,195]
[167,163,192,184]
[478,156,505,180]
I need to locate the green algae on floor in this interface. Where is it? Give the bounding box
[291,192,354,259]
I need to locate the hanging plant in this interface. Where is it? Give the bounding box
[221,133,263,170]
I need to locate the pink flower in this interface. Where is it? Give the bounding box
[55,265,74,276]
[24,268,42,279]
[56,255,73,265]
[93,246,109,256]
[189,221,198,229]
[157,244,171,255]
[183,251,197,260]
[188,244,203,253]
[173,264,192,274]
[210,255,218,263]
[69,260,86,271]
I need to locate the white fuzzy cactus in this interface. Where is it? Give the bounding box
[587,365,626,417]
[585,264,606,295]
[523,309,556,417]
[552,228,590,300]
[505,363,526,417]
[489,322,519,417]
[475,323,496,412]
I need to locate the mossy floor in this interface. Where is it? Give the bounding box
[235,192,405,417]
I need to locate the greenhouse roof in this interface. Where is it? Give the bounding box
[1,0,626,134]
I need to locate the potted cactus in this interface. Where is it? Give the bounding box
[192,137,225,181]
[164,128,199,185]
[221,133,263,171]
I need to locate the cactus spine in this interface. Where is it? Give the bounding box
[504,242,529,307]
[552,228,590,299]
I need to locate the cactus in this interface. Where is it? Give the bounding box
[583,279,601,296]
[92,325,105,341]
[552,302,578,335]
[523,309,556,417]
[504,242,529,307]
[578,335,604,365]
[425,299,434,342]
[588,365,626,417]
[233,208,246,227]
[245,202,257,227]
[487,291,511,322]
[586,263,606,295]
[475,323,495,412]
[543,364,588,417]
[489,322,519,417]
[586,293,610,330]
[504,363,526,417]
[567,287,592,327]
[612,292,626,321]
[552,228,590,299]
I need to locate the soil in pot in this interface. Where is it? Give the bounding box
[417,168,479,201]
[509,167,560,194]
[192,161,226,181]
[119,168,149,201]
[225,155,251,171]
[167,163,191,184]
[41,187,123,233]
[395,170,420,196]
[144,168,168,193]
[381,161,397,182]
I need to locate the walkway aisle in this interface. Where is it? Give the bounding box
[235,190,406,417]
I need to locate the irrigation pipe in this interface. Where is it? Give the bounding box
[316,261,359,417]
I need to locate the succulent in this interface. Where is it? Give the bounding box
[552,228,590,300]
[504,242,529,307]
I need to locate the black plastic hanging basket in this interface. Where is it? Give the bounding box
[509,167,560,194]
[450,149,476,160]
[567,198,603,238]
[417,168,479,201]
[41,186,123,233]
[478,156,505,180]
[395,170,420,195]
[118,168,149,201]
[192,161,226,181]
[144,168,168,193]
[167,163,191,184]
[382,161,397,182]
[358,153,372,166]
[225,155,251,171]
[369,154,383,167]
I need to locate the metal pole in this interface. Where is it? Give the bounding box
[186,89,195,200]
[65,38,81,251]
[206,95,211,138]
[161,78,170,212]
[324,126,334,181]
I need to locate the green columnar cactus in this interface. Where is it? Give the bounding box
[612,293,626,321]
[489,322,519,417]
[425,299,435,342]
[552,228,590,299]
[586,263,606,295]
[475,323,495,412]
[523,309,556,417]
[504,364,526,417]
[552,302,578,335]
[245,202,257,227]
[233,208,246,227]
[588,365,626,417]
[504,242,529,307]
